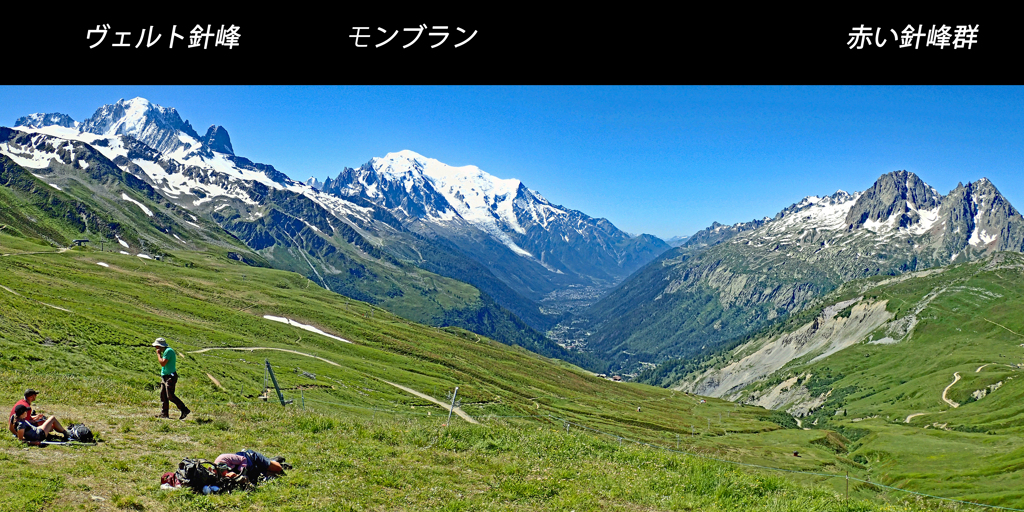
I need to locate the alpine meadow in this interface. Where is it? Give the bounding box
[3,90,1024,511]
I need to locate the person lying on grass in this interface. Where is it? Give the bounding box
[214,450,289,482]
[12,404,67,445]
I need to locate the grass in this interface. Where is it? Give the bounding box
[0,390,936,512]
[0,232,996,511]
[689,253,1024,508]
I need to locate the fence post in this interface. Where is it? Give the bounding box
[446,387,459,426]
[266,360,287,406]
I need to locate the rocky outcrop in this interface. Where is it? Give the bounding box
[845,170,941,229]
[201,125,234,155]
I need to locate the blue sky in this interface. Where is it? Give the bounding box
[2,86,1022,240]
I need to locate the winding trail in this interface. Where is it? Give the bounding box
[942,372,961,408]
[189,346,478,424]
[904,412,928,423]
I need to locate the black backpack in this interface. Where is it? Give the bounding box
[66,424,94,443]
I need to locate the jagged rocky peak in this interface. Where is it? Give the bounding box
[774,189,856,221]
[304,177,323,190]
[80,97,201,154]
[942,177,1024,252]
[845,170,941,229]
[201,125,234,155]
[14,112,78,129]
[684,218,767,248]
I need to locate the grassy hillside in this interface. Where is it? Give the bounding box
[662,252,1024,508]
[0,144,586,371]
[0,231,962,511]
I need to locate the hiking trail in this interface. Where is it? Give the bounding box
[942,372,961,408]
[904,412,928,423]
[189,347,478,424]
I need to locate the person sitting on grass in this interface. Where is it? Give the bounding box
[214,450,289,482]
[8,389,65,437]
[12,404,66,445]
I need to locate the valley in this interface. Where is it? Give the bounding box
[3,94,1024,510]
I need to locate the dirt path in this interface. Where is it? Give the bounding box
[942,372,961,408]
[0,247,70,257]
[189,346,478,424]
[0,283,72,312]
[983,318,1024,338]
[378,379,479,424]
[976,362,1017,372]
[206,372,226,391]
[905,412,928,423]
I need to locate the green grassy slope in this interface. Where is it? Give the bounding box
[663,252,1024,508]
[0,140,583,370]
[0,231,955,511]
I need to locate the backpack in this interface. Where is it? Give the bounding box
[66,424,94,443]
[174,458,250,493]
[174,458,219,492]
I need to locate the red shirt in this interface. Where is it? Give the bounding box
[10,399,32,420]
[9,399,43,427]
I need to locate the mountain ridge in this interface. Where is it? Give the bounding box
[579,169,1024,373]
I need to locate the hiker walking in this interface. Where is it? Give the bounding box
[153,337,191,420]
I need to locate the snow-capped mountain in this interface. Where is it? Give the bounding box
[322,150,670,298]
[8,98,341,216]
[0,97,663,367]
[7,100,666,304]
[580,170,1024,372]
[15,113,78,129]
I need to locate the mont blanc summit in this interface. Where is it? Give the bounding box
[1,97,668,365]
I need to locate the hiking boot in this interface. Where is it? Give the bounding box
[271,456,286,463]
[179,408,191,420]
[156,413,170,419]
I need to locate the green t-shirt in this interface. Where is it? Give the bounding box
[161,347,177,376]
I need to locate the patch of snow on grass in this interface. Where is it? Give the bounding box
[263,315,353,344]
[96,262,109,267]
[137,253,153,259]
[121,193,153,216]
